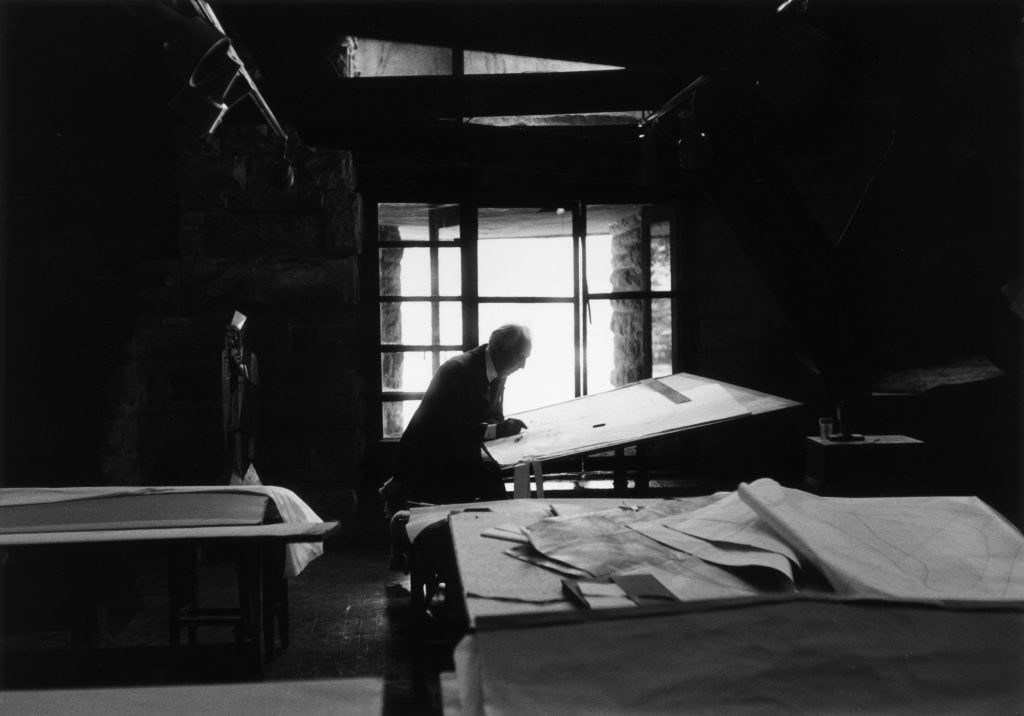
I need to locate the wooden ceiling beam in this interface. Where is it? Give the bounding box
[261,70,703,128]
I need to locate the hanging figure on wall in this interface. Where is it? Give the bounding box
[222,310,261,485]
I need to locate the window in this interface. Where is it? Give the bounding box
[335,37,622,78]
[374,202,678,438]
[331,38,640,127]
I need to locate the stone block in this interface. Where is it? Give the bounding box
[325,193,362,256]
[199,212,325,257]
[290,320,359,364]
[299,148,356,191]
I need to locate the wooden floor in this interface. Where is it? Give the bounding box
[0,526,453,715]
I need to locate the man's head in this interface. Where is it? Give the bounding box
[488,324,532,377]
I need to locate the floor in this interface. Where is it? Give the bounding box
[0,529,454,715]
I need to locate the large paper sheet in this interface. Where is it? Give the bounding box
[663,490,801,565]
[484,380,750,467]
[523,500,766,599]
[739,478,1024,603]
[628,520,796,581]
[0,486,326,577]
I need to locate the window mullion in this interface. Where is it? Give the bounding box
[575,201,586,398]
[462,202,479,350]
[428,211,442,373]
[640,205,653,379]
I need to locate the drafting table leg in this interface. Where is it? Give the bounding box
[613,448,628,495]
[513,464,530,498]
[513,462,544,498]
[635,444,649,495]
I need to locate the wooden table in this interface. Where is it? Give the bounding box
[440,496,1024,714]
[439,497,671,626]
[0,676,383,715]
[0,491,338,679]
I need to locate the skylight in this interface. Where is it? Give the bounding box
[334,37,623,78]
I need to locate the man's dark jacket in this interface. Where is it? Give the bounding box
[397,345,507,503]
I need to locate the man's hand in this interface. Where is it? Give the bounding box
[495,417,527,438]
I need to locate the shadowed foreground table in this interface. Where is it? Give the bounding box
[0,488,339,679]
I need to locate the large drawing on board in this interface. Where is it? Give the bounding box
[484,372,797,468]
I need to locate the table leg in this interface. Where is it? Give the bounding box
[236,546,265,679]
[262,546,289,657]
[167,546,199,647]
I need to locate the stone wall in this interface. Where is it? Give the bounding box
[609,216,644,387]
[3,4,366,504]
[608,213,673,386]
[100,127,364,488]
[378,233,404,437]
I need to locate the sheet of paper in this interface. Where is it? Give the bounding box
[583,595,638,610]
[485,381,749,467]
[628,520,795,581]
[663,490,800,565]
[480,526,529,543]
[503,544,594,578]
[739,478,1024,603]
[579,581,629,598]
[522,504,766,599]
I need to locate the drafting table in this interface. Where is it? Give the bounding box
[0,676,383,716]
[450,598,1024,714]
[442,484,1024,713]
[444,499,668,625]
[0,487,338,679]
[484,372,800,497]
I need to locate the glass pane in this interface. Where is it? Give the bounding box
[348,39,451,78]
[380,247,460,297]
[585,233,612,294]
[586,204,645,293]
[586,298,644,391]
[440,302,462,345]
[464,50,621,75]
[380,303,461,346]
[651,220,671,291]
[651,298,672,378]
[379,303,429,344]
[379,247,423,296]
[585,299,616,395]
[378,247,405,297]
[477,207,573,297]
[468,111,643,128]
[382,400,421,438]
[478,236,573,297]
[378,202,459,241]
[381,350,462,393]
[479,303,575,413]
[438,248,461,296]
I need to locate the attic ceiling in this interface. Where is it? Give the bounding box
[203,0,1022,388]
[4,0,1017,396]
[210,0,1019,197]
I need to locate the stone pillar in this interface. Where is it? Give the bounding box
[610,215,645,386]
[378,226,405,437]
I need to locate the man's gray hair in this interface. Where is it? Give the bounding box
[489,324,531,355]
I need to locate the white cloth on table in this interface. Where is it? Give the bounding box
[0,485,325,577]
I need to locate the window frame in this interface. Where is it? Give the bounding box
[367,199,683,442]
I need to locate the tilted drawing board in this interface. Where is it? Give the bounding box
[483,372,801,496]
